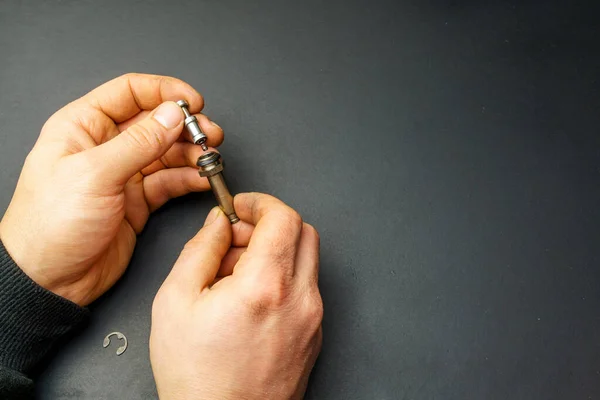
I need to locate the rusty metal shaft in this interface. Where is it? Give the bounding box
[197,152,239,224]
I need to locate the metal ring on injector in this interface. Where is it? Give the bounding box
[176,100,208,150]
[197,152,239,224]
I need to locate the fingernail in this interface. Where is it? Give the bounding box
[204,207,221,226]
[154,102,183,129]
[211,121,221,129]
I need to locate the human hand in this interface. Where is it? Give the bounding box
[150,193,323,400]
[0,73,224,306]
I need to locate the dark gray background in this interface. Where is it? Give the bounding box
[1,0,600,399]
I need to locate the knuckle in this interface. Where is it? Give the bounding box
[179,169,196,192]
[304,290,324,326]
[243,272,290,312]
[121,72,137,80]
[266,280,290,307]
[270,208,303,236]
[121,72,150,84]
[155,75,169,91]
[303,223,320,243]
[286,209,303,231]
[125,123,162,153]
[154,170,170,197]
[261,279,288,306]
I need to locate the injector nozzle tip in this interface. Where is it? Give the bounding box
[176,100,189,108]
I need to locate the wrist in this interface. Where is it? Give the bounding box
[0,239,89,373]
[0,223,81,305]
[0,219,39,281]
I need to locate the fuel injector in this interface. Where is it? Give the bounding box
[177,100,208,150]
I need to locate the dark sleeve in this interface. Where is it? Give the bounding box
[0,240,89,399]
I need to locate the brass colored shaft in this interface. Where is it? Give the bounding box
[197,151,239,224]
[207,174,239,224]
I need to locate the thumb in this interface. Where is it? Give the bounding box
[170,207,232,291]
[85,101,184,185]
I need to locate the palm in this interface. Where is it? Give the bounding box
[78,172,150,305]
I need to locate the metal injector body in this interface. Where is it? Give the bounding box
[176,100,208,150]
[197,152,239,224]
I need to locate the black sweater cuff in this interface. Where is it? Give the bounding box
[0,240,89,374]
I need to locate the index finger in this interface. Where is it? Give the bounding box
[233,193,303,273]
[77,73,204,123]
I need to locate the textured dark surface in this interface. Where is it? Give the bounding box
[1,0,600,399]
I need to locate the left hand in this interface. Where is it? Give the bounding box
[0,73,223,306]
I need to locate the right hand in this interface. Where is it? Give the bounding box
[150,193,323,399]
